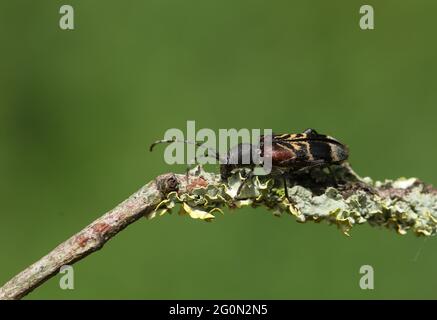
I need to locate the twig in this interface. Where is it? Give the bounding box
[0,173,179,300]
[1,165,436,300]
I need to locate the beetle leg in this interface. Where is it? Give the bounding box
[282,175,301,213]
[236,168,254,199]
[327,165,342,186]
[186,166,190,184]
[283,175,292,202]
[292,160,326,174]
[186,154,204,184]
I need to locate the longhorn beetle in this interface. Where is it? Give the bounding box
[150,128,349,200]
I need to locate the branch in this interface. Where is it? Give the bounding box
[1,164,436,300]
[0,174,175,300]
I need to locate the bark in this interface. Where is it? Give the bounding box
[1,165,436,300]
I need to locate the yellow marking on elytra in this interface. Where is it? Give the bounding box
[305,143,314,161]
[293,143,302,150]
[331,144,340,162]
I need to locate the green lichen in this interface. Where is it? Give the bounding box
[147,165,437,236]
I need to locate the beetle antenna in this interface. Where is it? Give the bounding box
[149,138,225,163]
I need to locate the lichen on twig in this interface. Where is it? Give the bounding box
[1,163,436,300]
[149,164,437,236]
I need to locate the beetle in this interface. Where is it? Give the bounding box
[150,128,349,199]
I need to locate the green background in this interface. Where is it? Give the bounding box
[1,0,436,299]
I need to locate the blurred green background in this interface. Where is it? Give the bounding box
[1,0,436,299]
